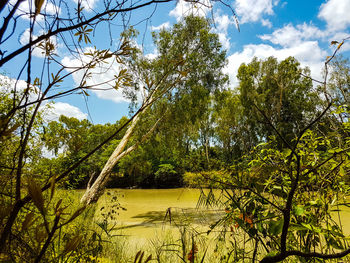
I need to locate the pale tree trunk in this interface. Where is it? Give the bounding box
[81,113,140,204]
[80,107,162,205]
[80,69,180,205]
[205,137,210,165]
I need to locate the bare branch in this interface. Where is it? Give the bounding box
[0,0,174,67]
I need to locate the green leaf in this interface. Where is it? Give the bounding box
[28,180,45,214]
[308,200,318,206]
[269,219,283,235]
[21,212,35,231]
[289,223,308,231]
[64,235,83,254]
[282,148,292,157]
[301,223,313,231]
[294,205,305,216]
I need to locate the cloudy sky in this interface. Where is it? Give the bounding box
[2,0,350,124]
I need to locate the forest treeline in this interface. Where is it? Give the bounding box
[3,52,349,190]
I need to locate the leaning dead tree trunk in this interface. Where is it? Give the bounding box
[81,113,140,204]
[80,100,161,204]
[80,58,185,205]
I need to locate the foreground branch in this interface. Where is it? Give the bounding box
[260,248,350,263]
[0,0,174,67]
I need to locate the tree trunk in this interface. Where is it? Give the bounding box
[80,113,140,204]
[205,136,210,165]
[80,107,162,205]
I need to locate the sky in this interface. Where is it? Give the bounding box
[2,0,350,124]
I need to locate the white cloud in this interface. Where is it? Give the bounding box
[145,51,158,60]
[217,32,231,50]
[318,0,350,31]
[61,48,130,103]
[234,0,278,26]
[71,0,99,11]
[169,0,212,21]
[151,22,171,31]
[261,19,272,28]
[214,13,234,32]
[44,102,87,121]
[259,23,326,47]
[212,12,235,50]
[0,75,40,103]
[11,0,61,21]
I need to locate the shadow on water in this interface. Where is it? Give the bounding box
[115,208,224,231]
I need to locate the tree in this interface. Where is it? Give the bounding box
[212,89,244,163]
[79,29,187,204]
[328,56,350,106]
[81,15,228,204]
[216,118,350,262]
[237,56,319,149]
[327,55,350,131]
[42,115,128,188]
[125,14,229,181]
[144,15,228,170]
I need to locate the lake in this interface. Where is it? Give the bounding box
[95,188,350,245]
[77,188,350,262]
[96,188,225,245]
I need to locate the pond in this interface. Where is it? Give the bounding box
[96,188,225,245]
[96,188,350,245]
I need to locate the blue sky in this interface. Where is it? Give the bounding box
[2,0,350,124]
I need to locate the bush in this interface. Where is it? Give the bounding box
[183,170,229,188]
[154,164,182,188]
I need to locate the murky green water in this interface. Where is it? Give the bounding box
[95,188,350,246]
[96,188,224,244]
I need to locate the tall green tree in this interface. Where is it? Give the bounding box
[144,15,228,169]
[212,89,244,163]
[237,56,319,149]
[328,56,350,106]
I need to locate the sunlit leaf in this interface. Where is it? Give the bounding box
[28,180,45,214]
[64,235,83,254]
[294,205,305,216]
[34,0,44,16]
[21,212,35,231]
[337,41,344,50]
